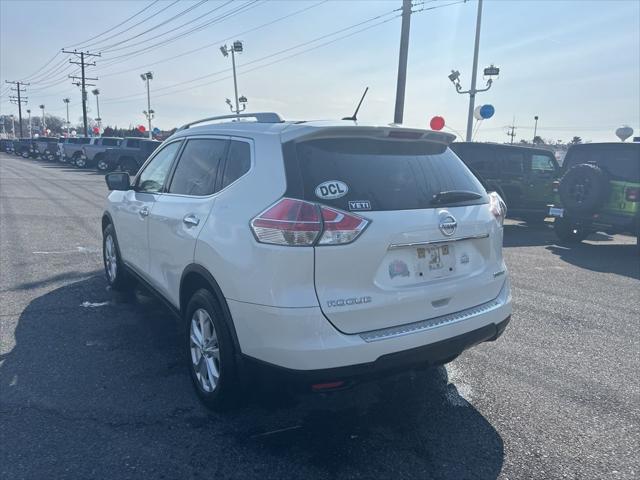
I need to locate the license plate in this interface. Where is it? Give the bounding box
[549,207,564,217]
[416,244,454,277]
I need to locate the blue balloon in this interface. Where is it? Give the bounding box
[480,104,495,119]
[152,127,161,134]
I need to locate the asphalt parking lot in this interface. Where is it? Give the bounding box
[0,152,638,480]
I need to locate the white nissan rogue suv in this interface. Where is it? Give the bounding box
[102,112,512,409]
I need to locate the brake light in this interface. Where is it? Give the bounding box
[251,198,369,246]
[489,191,506,227]
[625,187,639,202]
[552,180,560,193]
[318,206,369,245]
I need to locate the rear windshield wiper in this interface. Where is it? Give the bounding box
[430,190,483,205]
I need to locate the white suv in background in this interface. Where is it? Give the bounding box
[102,112,512,410]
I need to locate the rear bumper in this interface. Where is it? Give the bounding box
[242,316,510,388]
[229,278,512,373]
[549,206,639,233]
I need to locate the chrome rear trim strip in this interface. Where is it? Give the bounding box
[359,289,506,343]
[388,233,489,250]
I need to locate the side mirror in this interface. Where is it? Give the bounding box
[105,172,131,191]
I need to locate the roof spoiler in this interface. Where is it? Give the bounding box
[177,112,284,131]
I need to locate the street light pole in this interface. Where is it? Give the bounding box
[92,89,101,133]
[26,109,32,138]
[465,0,484,141]
[140,72,153,139]
[220,41,247,115]
[533,115,539,142]
[39,104,46,132]
[10,115,15,138]
[63,98,70,136]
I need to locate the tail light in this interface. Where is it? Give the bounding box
[625,187,639,202]
[251,198,369,246]
[489,191,506,227]
[552,180,560,193]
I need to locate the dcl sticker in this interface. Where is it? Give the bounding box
[315,180,349,200]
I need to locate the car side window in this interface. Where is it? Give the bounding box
[168,138,228,196]
[500,152,525,174]
[222,140,251,188]
[136,141,182,193]
[128,139,140,148]
[531,154,556,172]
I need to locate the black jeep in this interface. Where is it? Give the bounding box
[450,142,560,223]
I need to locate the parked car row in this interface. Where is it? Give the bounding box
[0,136,160,175]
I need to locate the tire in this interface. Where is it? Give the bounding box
[96,155,111,172]
[553,217,590,244]
[75,155,86,168]
[102,224,132,292]
[70,154,80,167]
[185,289,240,410]
[119,157,138,176]
[558,163,609,215]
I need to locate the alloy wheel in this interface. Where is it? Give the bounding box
[104,234,117,282]
[189,308,221,393]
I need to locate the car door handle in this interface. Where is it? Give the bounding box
[139,206,150,218]
[183,214,200,227]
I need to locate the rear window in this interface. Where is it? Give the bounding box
[283,137,487,211]
[565,145,640,182]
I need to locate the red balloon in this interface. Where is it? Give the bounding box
[430,116,445,131]
[92,126,100,134]
[138,125,146,132]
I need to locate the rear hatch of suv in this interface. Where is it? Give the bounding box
[279,128,505,334]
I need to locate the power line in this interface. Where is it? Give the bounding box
[104,11,404,105]
[98,0,208,52]
[97,0,328,79]
[18,52,61,82]
[73,0,180,50]
[101,0,235,54]
[67,0,161,49]
[97,1,263,67]
[103,7,401,103]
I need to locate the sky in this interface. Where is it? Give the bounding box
[1,0,639,143]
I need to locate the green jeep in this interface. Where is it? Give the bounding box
[450,142,560,223]
[549,142,640,246]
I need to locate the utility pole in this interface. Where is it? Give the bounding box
[10,115,15,138]
[393,0,412,124]
[533,115,539,142]
[220,41,247,116]
[63,98,70,136]
[6,81,28,138]
[62,49,100,137]
[140,72,154,139]
[507,121,517,144]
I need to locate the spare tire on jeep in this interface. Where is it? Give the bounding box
[558,163,609,214]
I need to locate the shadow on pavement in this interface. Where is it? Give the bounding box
[546,243,640,279]
[0,275,504,479]
[504,220,619,248]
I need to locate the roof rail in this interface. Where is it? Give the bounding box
[177,112,284,131]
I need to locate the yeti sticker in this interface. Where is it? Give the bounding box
[315,180,349,200]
